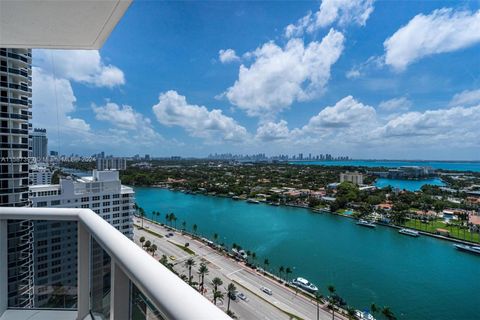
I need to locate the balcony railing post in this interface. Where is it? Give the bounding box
[77,222,90,319]
[0,220,6,317]
[110,261,130,320]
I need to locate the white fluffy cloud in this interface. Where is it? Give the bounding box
[384,8,480,71]
[303,95,377,130]
[225,29,345,118]
[32,67,91,134]
[449,88,480,107]
[219,49,240,63]
[378,97,412,112]
[35,49,125,87]
[255,120,291,141]
[380,105,480,143]
[92,102,161,141]
[285,0,374,37]
[153,91,248,142]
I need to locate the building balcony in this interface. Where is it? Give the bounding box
[0,207,230,320]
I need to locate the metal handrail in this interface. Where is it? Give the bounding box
[0,207,230,320]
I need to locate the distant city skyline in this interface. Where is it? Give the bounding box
[31,1,480,160]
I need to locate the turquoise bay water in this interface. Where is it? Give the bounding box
[292,160,480,172]
[375,178,445,191]
[135,187,480,320]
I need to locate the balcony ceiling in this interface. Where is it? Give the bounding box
[0,0,131,49]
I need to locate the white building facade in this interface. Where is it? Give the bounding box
[29,170,135,307]
[340,172,364,185]
[29,166,52,185]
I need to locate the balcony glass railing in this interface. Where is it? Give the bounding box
[0,208,230,320]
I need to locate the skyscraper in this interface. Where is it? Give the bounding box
[31,128,48,160]
[0,48,33,307]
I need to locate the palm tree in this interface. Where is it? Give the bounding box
[156,211,160,222]
[226,283,237,312]
[251,252,257,266]
[184,258,196,285]
[213,290,224,305]
[279,266,285,279]
[144,240,151,251]
[138,206,145,229]
[382,306,396,320]
[327,285,336,320]
[285,267,292,281]
[193,224,198,236]
[263,258,269,272]
[139,236,145,247]
[213,233,219,244]
[149,244,157,256]
[315,293,323,320]
[182,220,186,231]
[212,277,223,292]
[370,303,378,317]
[198,263,209,294]
[165,212,170,225]
[159,254,168,266]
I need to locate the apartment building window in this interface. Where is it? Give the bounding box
[113,207,120,212]
[92,202,100,208]
[92,196,100,201]
[81,204,89,208]
[113,200,120,205]
[122,194,129,198]
[81,196,89,202]
[112,213,119,218]
[122,225,130,229]
[103,215,111,220]
[122,212,129,217]
[122,206,130,210]
[113,194,120,199]
[94,209,100,214]
[122,218,130,223]
[37,201,47,207]
[103,195,110,200]
[102,208,110,213]
[103,201,110,206]
[113,219,120,225]
[51,200,60,206]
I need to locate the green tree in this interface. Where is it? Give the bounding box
[327,285,336,320]
[211,277,223,292]
[263,258,269,272]
[182,220,186,231]
[184,258,196,285]
[279,266,285,279]
[382,306,396,320]
[285,267,293,281]
[198,263,209,294]
[213,290,224,305]
[144,240,151,250]
[139,236,145,247]
[193,224,198,235]
[149,244,157,256]
[226,283,237,312]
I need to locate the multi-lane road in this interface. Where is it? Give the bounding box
[133,219,346,320]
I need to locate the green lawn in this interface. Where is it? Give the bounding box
[403,219,480,243]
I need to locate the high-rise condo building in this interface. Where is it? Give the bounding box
[29,170,135,307]
[96,157,127,171]
[0,48,34,307]
[31,128,48,160]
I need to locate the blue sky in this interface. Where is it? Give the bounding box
[32,0,480,160]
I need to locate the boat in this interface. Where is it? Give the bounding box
[356,219,376,228]
[232,196,240,200]
[246,199,260,204]
[291,277,318,293]
[398,228,420,237]
[355,310,376,320]
[454,244,480,255]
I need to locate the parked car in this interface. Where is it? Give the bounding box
[261,286,272,295]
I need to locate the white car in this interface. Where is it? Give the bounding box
[237,292,247,301]
[261,286,272,295]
